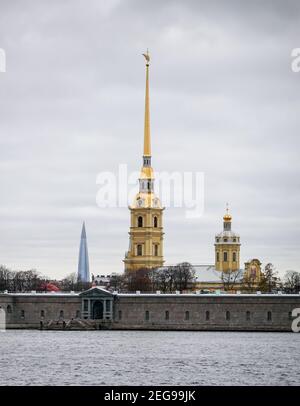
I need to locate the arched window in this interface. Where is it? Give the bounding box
[205,311,210,321]
[246,311,251,321]
[233,252,237,262]
[165,311,169,320]
[147,181,151,190]
[40,310,45,318]
[267,311,272,321]
[288,311,292,320]
[7,305,12,314]
[145,311,150,321]
[137,244,142,256]
[118,310,122,320]
[154,244,158,256]
[76,310,80,319]
[216,252,219,262]
[59,310,64,319]
[226,311,230,321]
[153,216,158,228]
[223,252,228,262]
[138,216,143,227]
[21,310,25,319]
[185,311,190,321]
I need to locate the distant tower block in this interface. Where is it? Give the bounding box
[123,51,164,272]
[78,222,90,282]
[215,205,241,272]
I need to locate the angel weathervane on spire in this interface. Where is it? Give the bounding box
[142,49,150,64]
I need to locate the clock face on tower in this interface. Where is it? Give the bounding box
[137,198,144,207]
[153,198,159,207]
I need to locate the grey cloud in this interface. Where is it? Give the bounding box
[0,0,299,278]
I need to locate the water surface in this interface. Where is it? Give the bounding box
[0,330,299,385]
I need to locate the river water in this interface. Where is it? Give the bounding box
[0,330,299,385]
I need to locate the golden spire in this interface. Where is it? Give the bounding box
[143,49,151,157]
[223,202,232,221]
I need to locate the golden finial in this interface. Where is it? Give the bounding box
[223,202,232,221]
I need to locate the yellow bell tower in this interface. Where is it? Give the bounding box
[123,51,164,272]
[215,204,241,272]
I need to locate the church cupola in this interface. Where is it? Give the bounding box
[215,204,241,272]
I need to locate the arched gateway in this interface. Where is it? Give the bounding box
[79,287,114,320]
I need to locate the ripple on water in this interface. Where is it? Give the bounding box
[0,330,299,385]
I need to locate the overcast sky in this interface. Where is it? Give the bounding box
[0,0,300,279]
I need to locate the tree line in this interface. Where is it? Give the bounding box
[1,262,299,294]
[0,265,91,292]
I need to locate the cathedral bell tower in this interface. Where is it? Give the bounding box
[123,51,164,272]
[215,205,241,272]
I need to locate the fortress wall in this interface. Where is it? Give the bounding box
[0,294,81,328]
[114,295,300,332]
[1,293,300,331]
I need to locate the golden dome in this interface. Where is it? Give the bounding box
[223,203,232,221]
[223,213,232,222]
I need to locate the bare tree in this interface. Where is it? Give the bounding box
[259,263,280,293]
[0,265,11,291]
[109,274,126,291]
[173,262,195,292]
[242,273,257,293]
[283,270,300,293]
[123,268,152,292]
[148,262,195,293]
[221,269,243,292]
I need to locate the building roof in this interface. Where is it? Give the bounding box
[193,265,246,283]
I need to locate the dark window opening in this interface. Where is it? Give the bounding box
[224,252,228,262]
[138,216,143,227]
[185,311,190,321]
[154,216,158,228]
[267,311,272,321]
[246,311,251,321]
[137,244,142,256]
[165,311,169,320]
[205,311,210,321]
[145,311,150,321]
[118,310,122,320]
[41,310,45,318]
[226,311,230,321]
